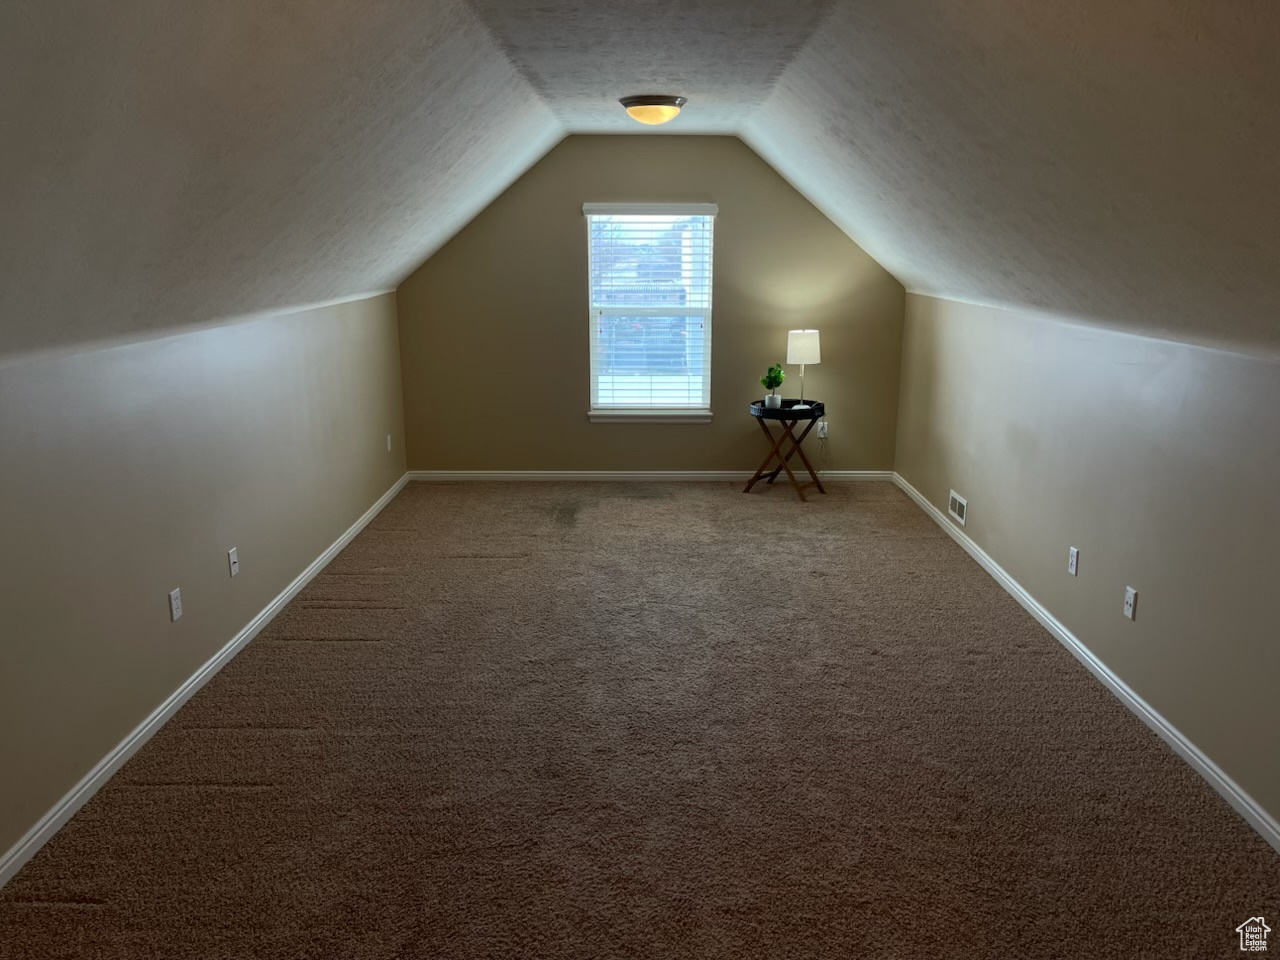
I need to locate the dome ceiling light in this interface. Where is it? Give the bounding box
[619,95,688,126]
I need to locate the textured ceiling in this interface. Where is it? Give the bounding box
[2,0,1277,359]
[0,0,561,360]
[469,0,836,132]
[744,1,1280,354]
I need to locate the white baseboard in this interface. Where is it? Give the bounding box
[821,471,894,481]
[0,473,411,889]
[891,472,1280,854]
[409,470,894,482]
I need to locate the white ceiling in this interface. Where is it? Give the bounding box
[2,0,1276,360]
[0,0,560,360]
[468,0,836,132]
[744,2,1280,354]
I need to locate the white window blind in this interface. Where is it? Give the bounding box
[584,203,716,416]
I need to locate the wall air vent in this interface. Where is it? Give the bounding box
[948,489,968,526]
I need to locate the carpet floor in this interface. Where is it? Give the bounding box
[1,482,1276,959]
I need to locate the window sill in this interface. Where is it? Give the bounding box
[588,409,714,424]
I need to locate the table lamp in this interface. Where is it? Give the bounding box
[786,329,821,409]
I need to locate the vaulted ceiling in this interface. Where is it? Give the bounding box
[743,2,1280,355]
[2,1,1276,360]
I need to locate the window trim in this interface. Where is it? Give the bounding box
[586,409,714,424]
[582,202,719,217]
[583,202,717,423]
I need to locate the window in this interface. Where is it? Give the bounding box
[584,203,716,422]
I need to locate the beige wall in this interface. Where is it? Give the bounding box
[398,135,904,471]
[895,294,1280,822]
[0,295,406,857]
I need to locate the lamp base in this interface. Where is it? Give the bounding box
[789,402,812,410]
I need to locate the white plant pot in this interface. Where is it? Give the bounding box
[764,394,782,409]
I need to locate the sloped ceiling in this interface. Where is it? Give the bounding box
[468,0,835,132]
[0,0,560,359]
[744,1,1280,354]
[2,1,1276,360]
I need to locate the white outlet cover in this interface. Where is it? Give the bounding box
[1068,546,1079,576]
[228,547,239,577]
[386,433,392,452]
[1123,586,1137,620]
[168,588,183,622]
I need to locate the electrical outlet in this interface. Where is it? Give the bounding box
[1068,546,1079,576]
[228,547,239,577]
[386,433,392,453]
[816,420,829,439]
[1123,586,1137,620]
[168,588,183,622]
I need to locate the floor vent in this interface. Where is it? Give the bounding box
[948,489,968,525]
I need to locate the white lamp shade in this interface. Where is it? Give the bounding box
[786,329,821,365]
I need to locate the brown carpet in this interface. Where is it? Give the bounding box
[1,482,1276,959]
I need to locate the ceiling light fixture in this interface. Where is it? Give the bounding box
[619,95,687,126]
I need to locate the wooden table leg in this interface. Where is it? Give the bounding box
[743,418,789,493]
[787,421,826,493]
[768,420,821,491]
[745,415,823,501]
[775,441,807,501]
[765,419,795,484]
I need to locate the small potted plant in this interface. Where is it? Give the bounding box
[760,363,785,408]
